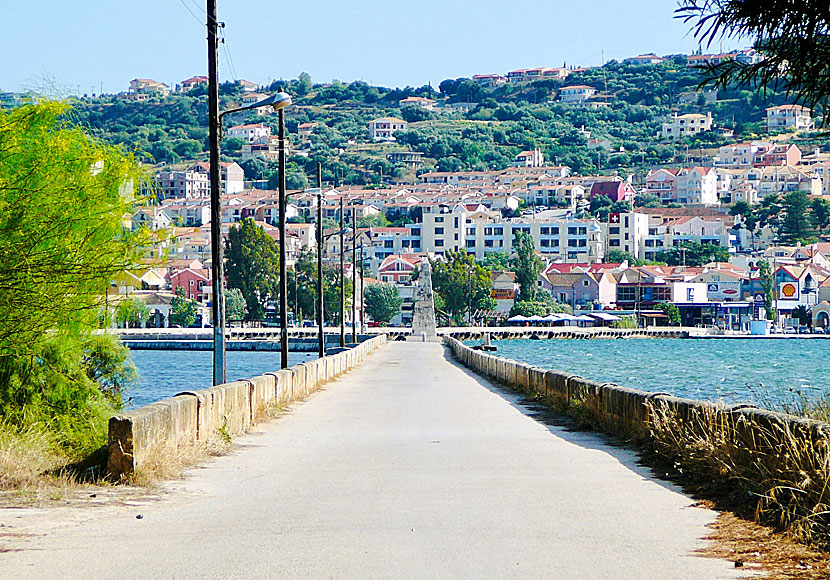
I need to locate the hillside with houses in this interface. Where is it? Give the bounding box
[6,48,830,332]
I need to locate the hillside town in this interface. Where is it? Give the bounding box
[10,48,826,334]
[126,130,830,333]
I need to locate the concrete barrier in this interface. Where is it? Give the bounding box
[108,335,388,479]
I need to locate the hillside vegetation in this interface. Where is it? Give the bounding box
[74,57,825,186]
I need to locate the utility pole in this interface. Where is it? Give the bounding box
[339,195,345,347]
[207,0,225,385]
[352,206,357,343]
[316,163,325,358]
[278,107,289,369]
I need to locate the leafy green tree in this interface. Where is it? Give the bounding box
[224,218,281,320]
[677,0,830,122]
[0,102,146,453]
[655,241,729,266]
[634,193,662,208]
[169,287,199,327]
[431,250,495,325]
[812,198,830,237]
[225,288,248,322]
[658,302,681,326]
[510,232,544,302]
[779,190,816,244]
[364,283,403,325]
[758,259,777,321]
[116,297,150,328]
[481,251,511,272]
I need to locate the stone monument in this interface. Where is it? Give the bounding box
[410,259,438,340]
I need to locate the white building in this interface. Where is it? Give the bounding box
[661,112,713,140]
[559,85,597,103]
[367,117,408,141]
[227,123,271,143]
[766,105,814,133]
[155,170,210,199]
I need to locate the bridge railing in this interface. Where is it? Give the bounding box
[107,335,388,480]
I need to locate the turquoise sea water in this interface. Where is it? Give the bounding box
[480,339,830,406]
[127,350,319,409]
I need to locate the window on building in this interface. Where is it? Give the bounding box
[609,226,620,235]
[610,239,620,247]
[435,227,444,235]
[435,216,444,223]
[435,240,444,247]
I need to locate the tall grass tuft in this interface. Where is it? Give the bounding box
[646,399,830,550]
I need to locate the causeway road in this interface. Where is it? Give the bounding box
[2,342,741,579]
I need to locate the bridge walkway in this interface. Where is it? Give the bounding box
[2,342,740,579]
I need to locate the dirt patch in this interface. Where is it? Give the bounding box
[698,507,830,579]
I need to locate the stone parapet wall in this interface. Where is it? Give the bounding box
[107,336,388,479]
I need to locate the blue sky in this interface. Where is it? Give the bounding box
[2,0,744,95]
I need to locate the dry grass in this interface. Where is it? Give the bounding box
[647,401,830,550]
[700,506,830,579]
[128,436,231,487]
[0,421,108,506]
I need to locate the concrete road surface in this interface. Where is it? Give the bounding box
[1,342,742,579]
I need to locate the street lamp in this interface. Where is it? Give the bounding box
[206,0,291,385]
[339,195,346,347]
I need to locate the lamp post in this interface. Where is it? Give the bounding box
[206,0,291,384]
[278,106,289,369]
[339,196,345,347]
[351,208,357,343]
[316,163,324,358]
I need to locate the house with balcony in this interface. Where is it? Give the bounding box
[180,76,208,92]
[661,112,713,140]
[766,105,814,133]
[129,78,170,96]
[624,54,665,65]
[472,74,507,88]
[559,85,597,103]
[368,117,408,141]
[227,123,271,143]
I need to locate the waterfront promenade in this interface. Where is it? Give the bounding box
[2,342,740,579]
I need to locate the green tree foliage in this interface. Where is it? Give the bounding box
[224,218,281,320]
[811,198,830,236]
[364,283,403,325]
[0,102,145,453]
[655,241,729,266]
[779,190,816,244]
[169,287,199,327]
[510,232,544,302]
[116,297,150,328]
[430,250,496,324]
[287,248,352,325]
[677,0,830,122]
[758,259,777,321]
[481,251,511,272]
[634,193,662,208]
[658,302,682,326]
[225,288,248,322]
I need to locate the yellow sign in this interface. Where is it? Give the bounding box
[780,283,797,299]
[491,289,515,300]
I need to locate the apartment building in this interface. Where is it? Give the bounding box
[155,170,210,199]
[603,211,648,257]
[367,117,408,141]
[661,112,713,139]
[227,123,271,143]
[766,105,813,132]
[416,203,603,262]
[559,85,597,103]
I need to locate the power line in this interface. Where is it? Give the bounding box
[220,29,239,82]
[176,0,204,27]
